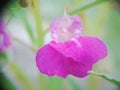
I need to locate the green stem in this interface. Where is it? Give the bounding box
[6,15,13,24]
[12,36,36,52]
[31,0,46,90]
[39,74,46,90]
[19,9,35,43]
[9,9,35,43]
[69,0,110,15]
[89,71,120,87]
[22,16,35,42]
[10,63,35,90]
[32,0,44,48]
[88,74,99,90]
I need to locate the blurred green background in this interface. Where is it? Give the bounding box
[0,0,120,90]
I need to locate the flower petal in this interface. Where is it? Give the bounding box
[0,32,11,52]
[50,18,61,41]
[0,19,11,52]
[36,44,92,78]
[77,36,108,65]
[49,39,83,62]
[49,36,107,65]
[36,44,69,78]
[3,32,11,46]
[50,15,83,42]
[68,61,92,78]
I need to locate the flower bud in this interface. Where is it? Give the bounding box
[19,0,31,8]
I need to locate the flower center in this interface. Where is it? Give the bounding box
[56,15,83,43]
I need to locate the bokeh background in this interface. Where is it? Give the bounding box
[0,0,120,90]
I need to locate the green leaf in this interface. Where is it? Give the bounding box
[89,71,120,87]
[69,0,110,15]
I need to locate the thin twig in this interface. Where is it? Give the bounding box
[12,37,36,52]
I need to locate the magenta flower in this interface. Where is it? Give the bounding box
[0,19,11,52]
[36,15,107,78]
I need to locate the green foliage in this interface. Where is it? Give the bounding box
[0,72,16,90]
[48,77,63,90]
[69,0,110,15]
[10,63,35,90]
[1,0,120,90]
[90,71,120,87]
[105,7,120,69]
[0,52,8,61]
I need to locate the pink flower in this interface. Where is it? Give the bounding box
[36,15,107,78]
[0,19,11,52]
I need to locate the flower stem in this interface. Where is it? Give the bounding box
[10,63,35,90]
[69,0,110,15]
[12,37,36,52]
[31,0,46,90]
[31,0,44,48]
[89,71,120,87]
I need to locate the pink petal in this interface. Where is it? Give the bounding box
[0,19,11,52]
[68,61,92,77]
[36,44,92,78]
[49,36,107,65]
[50,15,83,42]
[78,36,108,65]
[49,40,83,62]
[36,44,69,78]
[3,32,11,46]
[71,15,82,22]
[69,15,83,33]
[0,32,11,52]
[50,18,61,40]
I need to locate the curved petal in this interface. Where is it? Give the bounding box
[69,61,92,78]
[49,39,83,62]
[3,32,11,47]
[50,15,83,42]
[0,19,11,52]
[49,36,107,65]
[0,32,11,52]
[77,36,108,65]
[36,44,92,78]
[36,44,70,78]
[50,18,61,40]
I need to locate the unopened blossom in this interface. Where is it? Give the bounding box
[0,19,11,52]
[36,15,107,78]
